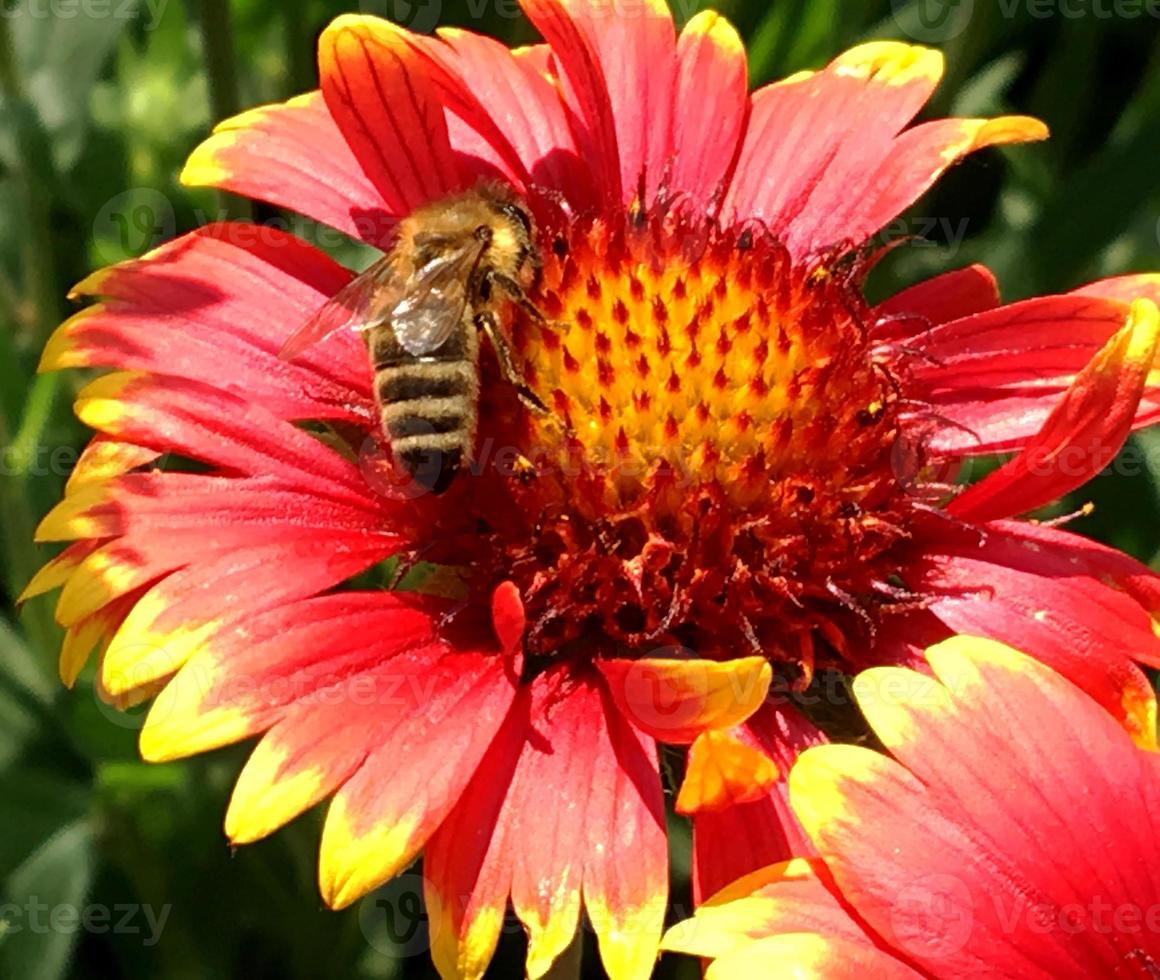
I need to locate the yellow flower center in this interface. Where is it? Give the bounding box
[518,210,898,517]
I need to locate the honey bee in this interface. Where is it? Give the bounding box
[280,185,549,494]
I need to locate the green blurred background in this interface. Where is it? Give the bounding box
[1,0,1158,977]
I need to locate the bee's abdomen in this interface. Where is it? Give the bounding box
[373,361,478,495]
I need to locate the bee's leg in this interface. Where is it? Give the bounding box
[485,271,549,325]
[475,311,549,415]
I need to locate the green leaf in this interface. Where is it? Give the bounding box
[0,819,95,980]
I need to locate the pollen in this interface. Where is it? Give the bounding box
[469,205,926,674]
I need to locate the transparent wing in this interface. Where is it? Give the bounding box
[390,238,486,356]
[279,255,404,361]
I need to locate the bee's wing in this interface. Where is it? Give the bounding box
[279,255,403,361]
[389,238,487,357]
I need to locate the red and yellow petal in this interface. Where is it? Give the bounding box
[948,297,1160,521]
[675,729,779,814]
[139,594,441,760]
[598,654,771,744]
[582,685,667,980]
[669,11,748,210]
[724,42,944,253]
[318,15,465,215]
[317,649,518,908]
[180,92,393,246]
[689,702,825,904]
[662,858,916,978]
[790,637,1160,978]
[425,671,666,980]
[808,114,1047,251]
[44,225,370,424]
[911,292,1149,456]
[425,695,528,980]
[915,527,1160,748]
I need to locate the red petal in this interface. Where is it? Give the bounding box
[507,671,600,976]
[425,692,529,980]
[910,293,1142,456]
[947,298,1160,520]
[690,702,825,904]
[792,638,1160,977]
[668,11,747,210]
[1074,273,1160,307]
[317,649,517,908]
[141,593,445,758]
[102,534,398,698]
[582,686,667,980]
[544,0,677,203]
[181,91,393,246]
[724,43,943,255]
[427,29,598,211]
[915,525,1160,747]
[519,0,625,204]
[874,264,1000,339]
[804,115,1046,252]
[70,373,374,508]
[46,226,371,424]
[318,15,464,214]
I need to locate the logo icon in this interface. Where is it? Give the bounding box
[890,0,974,43]
[358,0,442,34]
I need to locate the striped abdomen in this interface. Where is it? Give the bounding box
[370,321,480,495]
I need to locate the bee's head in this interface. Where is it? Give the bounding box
[481,186,540,285]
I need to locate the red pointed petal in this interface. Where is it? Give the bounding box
[318,15,464,214]
[181,91,393,246]
[947,298,1160,520]
[141,593,441,758]
[429,29,597,211]
[910,293,1142,456]
[806,116,1046,251]
[544,0,677,203]
[425,694,529,980]
[70,373,374,506]
[508,671,599,977]
[874,264,1000,339]
[101,533,398,699]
